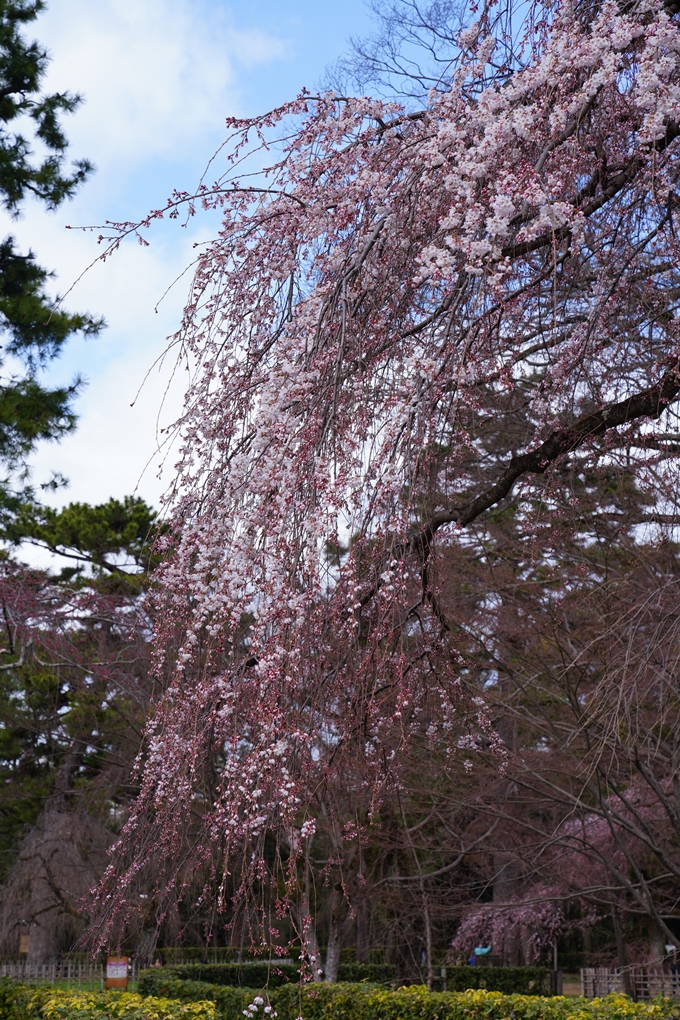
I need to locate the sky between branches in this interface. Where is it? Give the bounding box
[7,0,371,543]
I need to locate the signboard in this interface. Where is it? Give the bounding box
[19,934,29,955]
[106,956,129,989]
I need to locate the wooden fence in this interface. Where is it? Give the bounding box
[0,959,141,987]
[0,958,270,988]
[2,960,678,999]
[0,957,279,987]
[581,967,680,1000]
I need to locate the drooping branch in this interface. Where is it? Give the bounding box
[84,0,680,949]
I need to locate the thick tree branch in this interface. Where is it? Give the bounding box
[419,364,680,548]
[502,122,680,260]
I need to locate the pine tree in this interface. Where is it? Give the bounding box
[0,0,102,499]
[0,5,160,947]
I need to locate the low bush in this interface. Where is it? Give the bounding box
[45,991,215,1020]
[137,974,259,1016]
[442,965,550,995]
[160,951,240,966]
[134,978,680,1020]
[0,977,32,1019]
[273,985,680,1020]
[149,964,396,989]
[3,978,680,1020]
[273,982,376,1020]
[147,965,297,989]
[336,965,396,985]
[137,976,379,1020]
[0,985,215,1020]
[142,963,550,994]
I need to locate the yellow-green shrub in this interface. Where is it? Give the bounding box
[9,989,216,1020]
[134,978,680,1020]
[272,984,680,1020]
[4,979,680,1020]
[376,987,680,1020]
[45,991,215,1020]
[136,975,258,1015]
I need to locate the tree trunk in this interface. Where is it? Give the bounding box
[137,925,159,968]
[325,924,342,984]
[356,898,369,964]
[612,906,632,997]
[324,888,356,982]
[648,918,666,964]
[492,718,520,966]
[421,884,434,990]
[21,739,91,962]
[296,890,323,981]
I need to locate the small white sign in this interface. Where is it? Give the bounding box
[107,960,128,979]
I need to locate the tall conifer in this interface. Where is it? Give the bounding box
[0,0,102,498]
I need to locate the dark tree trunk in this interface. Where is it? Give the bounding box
[356,898,369,964]
[612,906,633,997]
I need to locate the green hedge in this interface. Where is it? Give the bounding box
[134,978,680,1020]
[148,964,396,989]
[4,979,680,1020]
[160,950,241,965]
[336,965,396,985]
[147,965,297,989]
[142,963,545,995]
[441,965,550,994]
[274,985,680,1020]
[0,983,216,1020]
[136,975,260,1015]
[0,978,31,1020]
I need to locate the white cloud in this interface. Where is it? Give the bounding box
[1,0,288,520]
[19,213,195,509]
[38,0,287,170]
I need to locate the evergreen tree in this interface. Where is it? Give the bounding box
[0,4,161,950]
[0,0,102,499]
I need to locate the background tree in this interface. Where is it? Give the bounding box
[0,551,156,960]
[0,3,170,961]
[0,0,103,510]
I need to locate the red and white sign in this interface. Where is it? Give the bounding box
[106,957,128,989]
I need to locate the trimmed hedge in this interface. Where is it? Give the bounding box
[3,979,680,1020]
[0,978,31,1020]
[160,951,243,965]
[337,965,396,985]
[145,966,296,990]
[141,964,549,995]
[44,991,215,1020]
[442,965,550,994]
[136,976,260,1015]
[274,985,680,1020]
[134,978,680,1020]
[0,983,215,1020]
[145,964,396,989]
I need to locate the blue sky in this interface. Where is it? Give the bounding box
[8,0,373,526]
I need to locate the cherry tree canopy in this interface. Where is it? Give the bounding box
[92,0,680,946]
